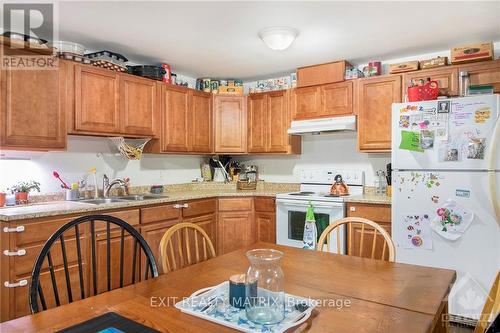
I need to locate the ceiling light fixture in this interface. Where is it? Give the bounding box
[258,27,299,51]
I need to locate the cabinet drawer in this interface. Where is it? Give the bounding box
[182,199,216,218]
[92,209,140,232]
[218,198,253,212]
[254,197,276,213]
[15,217,76,247]
[141,204,181,224]
[347,203,391,223]
[14,236,85,275]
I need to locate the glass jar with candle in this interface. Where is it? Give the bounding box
[245,249,285,325]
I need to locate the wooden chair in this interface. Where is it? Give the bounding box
[317,217,395,262]
[159,222,216,273]
[475,271,499,333]
[29,215,158,313]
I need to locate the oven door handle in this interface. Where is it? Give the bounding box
[276,199,344,208]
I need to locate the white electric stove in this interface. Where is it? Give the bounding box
[276,168,364,253]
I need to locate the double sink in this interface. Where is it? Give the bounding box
[78,194,168,205]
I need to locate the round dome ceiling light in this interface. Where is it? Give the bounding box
[258,27,299,51]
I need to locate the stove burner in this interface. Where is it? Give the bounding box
[289,191,315,196]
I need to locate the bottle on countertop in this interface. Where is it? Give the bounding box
[303,203,317,250]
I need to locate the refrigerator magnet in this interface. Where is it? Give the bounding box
[431,199,474,241]
[466,138,486,159]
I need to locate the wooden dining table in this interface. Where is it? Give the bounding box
[0,242,456,333]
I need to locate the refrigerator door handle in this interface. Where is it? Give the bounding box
[488,115,500,224]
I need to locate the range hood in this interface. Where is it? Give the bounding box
[287,116,356,135]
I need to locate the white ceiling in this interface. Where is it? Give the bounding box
[12,1,500,80]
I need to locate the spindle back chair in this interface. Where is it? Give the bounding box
[29,215,158,313]
[317,217,395,262]
[159,222,216,273]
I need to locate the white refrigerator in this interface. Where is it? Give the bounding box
[391,95,500,320]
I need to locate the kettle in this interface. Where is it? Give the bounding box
[330,174,349,196]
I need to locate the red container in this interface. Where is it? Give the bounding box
[0,193,5,207]
[161,63,171,83]
[407,81,439,102]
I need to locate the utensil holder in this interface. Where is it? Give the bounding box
[65,189,79,201]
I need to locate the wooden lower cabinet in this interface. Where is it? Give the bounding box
[0,209,139,322]
[346,202,391,261]
[217,212,253,255]
[0,196,277,322]
[254,197,276,243]
[255,213,275,244]
[140,219,180,275]
[217,198,254,255]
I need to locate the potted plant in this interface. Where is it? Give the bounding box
[10,181,41,204]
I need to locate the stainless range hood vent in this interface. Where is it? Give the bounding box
[287,116,356,135]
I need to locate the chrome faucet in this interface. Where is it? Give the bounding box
[103,175,127,197]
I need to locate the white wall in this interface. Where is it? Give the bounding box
[235,132,390,187]
[0,136,203,193]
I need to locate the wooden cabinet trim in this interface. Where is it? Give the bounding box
[218,198,253,212]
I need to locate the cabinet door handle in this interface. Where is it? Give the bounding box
[173,204,183,209]
[183,203,189,208]
[4,279,28,288]
[3,226,25,233]
[350,206,356,212]
[3,249,26,256]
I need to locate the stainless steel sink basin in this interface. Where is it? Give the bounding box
[117,195,168,201]
[78,198,126,205]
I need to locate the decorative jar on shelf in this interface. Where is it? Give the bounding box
[245,249,285,325]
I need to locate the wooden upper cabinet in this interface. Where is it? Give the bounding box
[357,75,401,152]
[247,93,267,152]
[267,90,290,153]
[402,67,459,97]
[160,85,190,152]
[119,74,157,137]
[74,65,120,134]
[297,60,350,87]
[459,59,500,93]
[291,86,321,120]
[214,95,247,154]
[321,81,354,117]
[0,58,66,150]
[190,90,213,153]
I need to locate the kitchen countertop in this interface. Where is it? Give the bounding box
[344,193,392,205]
[0,188,289,222]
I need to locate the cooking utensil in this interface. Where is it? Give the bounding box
[386,163,392,186]
[53,171,70,189]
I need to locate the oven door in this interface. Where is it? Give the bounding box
[276,199,346,254]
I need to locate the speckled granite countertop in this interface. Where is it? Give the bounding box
[344,194,392,205]
[0,182,299,222]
